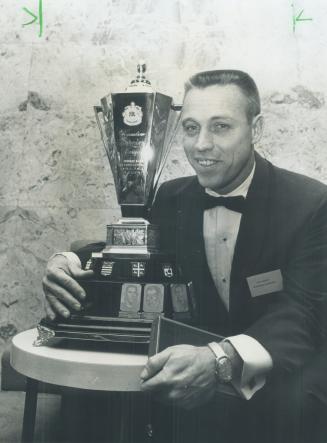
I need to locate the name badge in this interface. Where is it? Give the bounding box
[246,270,283,298]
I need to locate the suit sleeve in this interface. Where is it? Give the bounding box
[246,198,327,374]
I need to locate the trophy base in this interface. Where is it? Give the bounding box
[35,217,196,348]
[34,316,154,347]
[35,277,196,348]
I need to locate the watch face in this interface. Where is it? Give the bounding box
[217,356,233,383]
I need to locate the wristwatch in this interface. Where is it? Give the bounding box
[207,341,233,384]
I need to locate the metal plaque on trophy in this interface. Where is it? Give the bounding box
[36,64,197,347]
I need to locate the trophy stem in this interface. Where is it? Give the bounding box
[121,205,150,219]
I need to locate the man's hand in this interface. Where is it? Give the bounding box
[42,253,94,320]
[140,344,216,410]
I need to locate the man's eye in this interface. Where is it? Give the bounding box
[183,125,199,136]
[211,123,230,132]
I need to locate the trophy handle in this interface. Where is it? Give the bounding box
[94,104,113,160]
[171,104,183,111]
[151,103,183,202]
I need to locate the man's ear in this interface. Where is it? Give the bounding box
[251,114,264,144]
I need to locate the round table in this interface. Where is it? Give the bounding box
[10,329,149,443]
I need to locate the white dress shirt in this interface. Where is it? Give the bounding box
[203,164,273,399]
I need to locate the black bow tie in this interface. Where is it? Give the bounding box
[202,194,246,213]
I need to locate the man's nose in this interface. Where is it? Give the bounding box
[195,128,213,151]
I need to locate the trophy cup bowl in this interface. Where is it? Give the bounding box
[36,64,196,347]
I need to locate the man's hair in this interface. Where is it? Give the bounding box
[184,70,261,122]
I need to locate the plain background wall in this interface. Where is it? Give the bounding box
[0,0,327,355]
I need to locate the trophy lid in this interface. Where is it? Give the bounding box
[126,62,153,93]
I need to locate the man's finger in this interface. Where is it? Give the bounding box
[49,268,87,301]
[44,299,56,320]
[140,369,170,391]
[45,281,82,311]
[68,261,94,280]
[46,293,70,318]
[155,388,183,405]
[178,388,213,410]
[155,384,213,410]
[140,349,171,380]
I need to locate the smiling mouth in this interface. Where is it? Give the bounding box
[196,159,220,167]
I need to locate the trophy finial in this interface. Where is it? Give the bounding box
[127,62,152,92]
[137,61,146,74]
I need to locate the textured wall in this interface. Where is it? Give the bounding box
[0,0,327,354]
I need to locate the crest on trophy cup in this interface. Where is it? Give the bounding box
[122,102,143,126]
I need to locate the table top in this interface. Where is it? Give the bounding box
[10,329,148,391]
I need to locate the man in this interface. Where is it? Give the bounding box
[43,70,327,442]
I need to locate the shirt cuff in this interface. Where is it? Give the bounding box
[49,252,82,268]
[224,334,273,400]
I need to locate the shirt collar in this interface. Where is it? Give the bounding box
[205,161,256,198]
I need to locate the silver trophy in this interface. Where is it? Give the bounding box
[36,64,197,346]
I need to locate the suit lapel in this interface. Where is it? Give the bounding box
[229,153,273,317]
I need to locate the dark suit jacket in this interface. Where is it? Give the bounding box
[150,152,327,376]
[76,152,327,378]
[73,152,327,442]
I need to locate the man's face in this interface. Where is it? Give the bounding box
[147,288,158,300]
[127,286,137,297]
[182,84,262,194]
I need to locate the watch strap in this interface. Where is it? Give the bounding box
[207,341,233,383]
[207,341,226,360]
